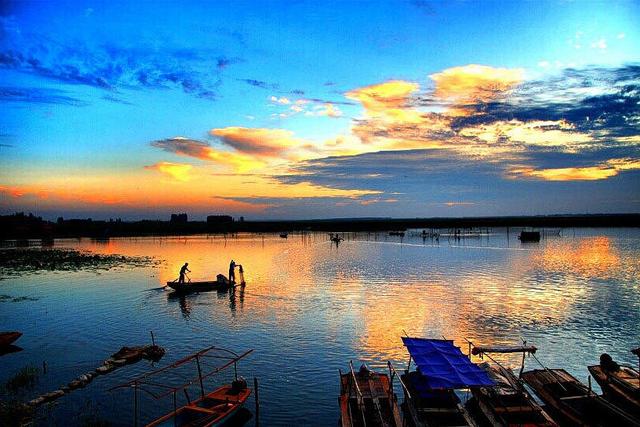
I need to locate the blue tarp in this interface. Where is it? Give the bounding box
[402,337,495,389]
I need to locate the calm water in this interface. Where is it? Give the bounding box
[1,228,639,426]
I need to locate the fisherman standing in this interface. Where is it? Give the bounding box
[178,262,190,284]
[229,259,236,283]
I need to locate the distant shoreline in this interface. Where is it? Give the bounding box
[1,213,638,240]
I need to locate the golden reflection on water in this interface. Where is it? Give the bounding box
[535,236,620,277]
[70,231,638,368]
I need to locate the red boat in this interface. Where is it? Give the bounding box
[111,346,253,427]
[0,332,22,347]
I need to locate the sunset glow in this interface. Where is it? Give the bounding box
[1,1,638,219]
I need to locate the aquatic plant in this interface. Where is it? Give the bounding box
[4,365,39,394]
[0,248,159,276]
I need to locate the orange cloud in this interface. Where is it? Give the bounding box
[314,103,342,118]
[510,166,618,181]
[0,185,25,197]
[144,162,193,181]
[508,157,640,181]
[430,64,524,104]
[444,202,475,207]
[151,137,265,172]
[345,80,421,122]
[459,119,592,149]
[210,127,308,158]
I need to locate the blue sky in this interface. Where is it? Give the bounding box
[1,0,639,219]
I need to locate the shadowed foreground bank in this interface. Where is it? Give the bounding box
[1,212,638,240]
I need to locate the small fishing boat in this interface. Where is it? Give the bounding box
[521,368,640,426]
[146,382,251,427]
[0,331,22,347]
[279,232,288,238]
[339,361,402,427]
[518,230,541,242]
[167,274,242,293]
[111,346,253,427]
[473,364,558,426]
[468,342,557,426]
[399,337,491,427]
[588,352,640,416]
[389,231,405,237]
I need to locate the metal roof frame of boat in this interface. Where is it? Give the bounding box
[109,346,253,399]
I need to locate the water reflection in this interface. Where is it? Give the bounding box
[536,236,620,277]
[2,229,638,425]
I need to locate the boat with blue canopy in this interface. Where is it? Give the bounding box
[397,337,494,427]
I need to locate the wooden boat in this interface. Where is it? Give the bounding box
[521,368,640,426]
[399,337,491,427]
[146,381,251,427]
[0,331,22,347]
[467,342,556,426]
[473,363,557,426]
[111,346,253,427]
[518,231,541,242]
[167,274,241,293]
[588,352,640,416]
[400,369,477,427]
[339,362,402,427]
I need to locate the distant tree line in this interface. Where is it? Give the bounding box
[0,212,638,240]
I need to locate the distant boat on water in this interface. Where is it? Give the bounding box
[279,233,288,238]
[389,231,405,237]
[519,230,541,242]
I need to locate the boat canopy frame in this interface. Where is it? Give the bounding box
[110,346,253,427]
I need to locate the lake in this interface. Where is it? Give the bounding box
[1,228,639,425]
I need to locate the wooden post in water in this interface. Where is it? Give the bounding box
[150,330,156,346]
[195,355,205,399]
[133,381,138,427]
[173,391,178,427]
[254,377,260,427]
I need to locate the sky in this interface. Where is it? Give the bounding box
[1,0,639,220]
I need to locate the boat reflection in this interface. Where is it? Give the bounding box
[229,285,245,315]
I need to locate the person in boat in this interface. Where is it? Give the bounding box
[228,260,236,283]
[178,262,190,284]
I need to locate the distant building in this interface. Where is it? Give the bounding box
[170,213,188,223]
[207,215,233,224]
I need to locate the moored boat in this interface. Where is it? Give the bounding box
[338,361,402,427]
[468,342,557,426]
[0,331,22,347]
[146,381,251,427]
[588,352,640,416]
[473,363,557,426]
[111,346,253,427]
[519,231,541,242]
[398,337,491,427]
[521,368,640,426]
